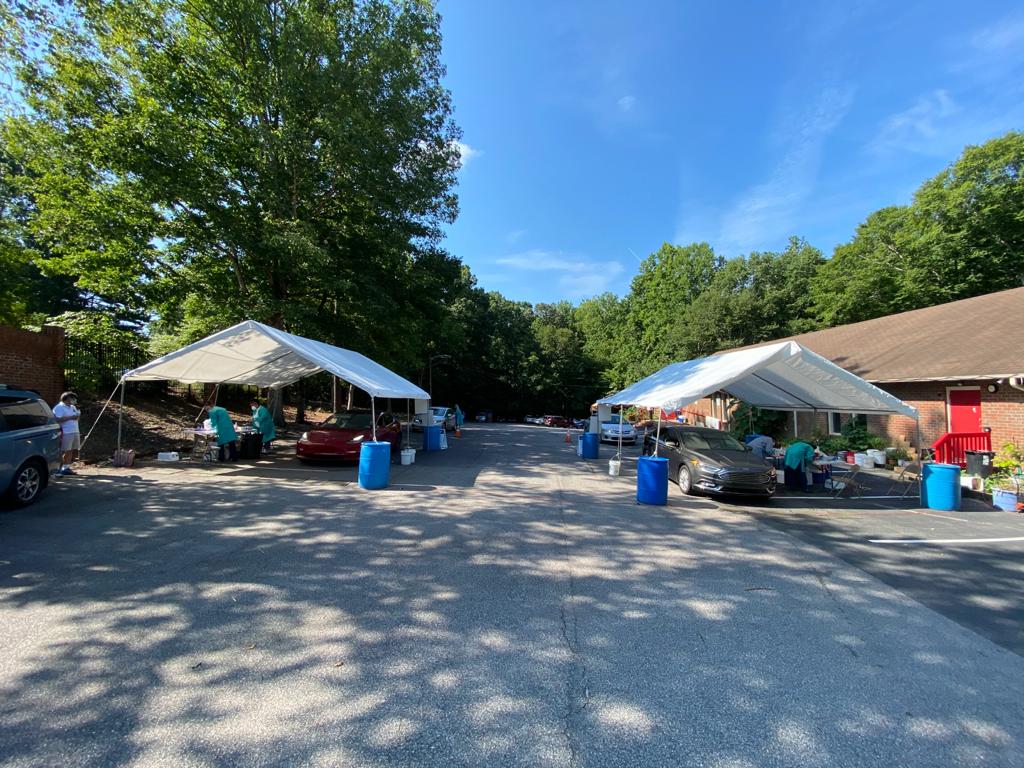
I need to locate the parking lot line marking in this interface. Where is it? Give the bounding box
[868,536,1024,545]
[911,510,970,523]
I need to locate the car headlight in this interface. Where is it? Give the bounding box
[350,434,365,444]
[767,467,777,477]
[300,432,309,441]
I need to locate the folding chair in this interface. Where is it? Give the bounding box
[829,464,867,499]
[887,461,921,498]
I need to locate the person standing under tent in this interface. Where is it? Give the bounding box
[454,404,464,430]
[250,397,276,453]
[747,434,775,461]
[52,391,81,476]
[783,440,817,491]
[207,404,238,461]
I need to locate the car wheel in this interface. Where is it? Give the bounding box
[677,464,694,495]
[6,460,46,508]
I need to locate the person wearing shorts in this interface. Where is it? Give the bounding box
[53,391,81,475]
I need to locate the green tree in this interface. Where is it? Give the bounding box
[4,0,461,371]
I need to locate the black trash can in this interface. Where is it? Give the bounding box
[965,450,995,478]
[238,431,262,460]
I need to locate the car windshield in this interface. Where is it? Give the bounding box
[680,430,745,451]
[322,412,373,429]
[431,407,447,417]
[607,415,631,425]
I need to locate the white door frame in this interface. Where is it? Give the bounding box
[945,386,981,432]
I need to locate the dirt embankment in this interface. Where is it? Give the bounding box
[76,391,330,463]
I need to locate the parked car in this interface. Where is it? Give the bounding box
[412,407,455,431]
[297,410,402,462]
[571,417,588,429]
[0,385,61,507]
[475,409,493,423]
[643,425,776,498]
[597,414,637,445]
[543,415,570,428]
[523,415,544,425]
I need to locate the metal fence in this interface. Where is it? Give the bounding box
[62,336,149,395]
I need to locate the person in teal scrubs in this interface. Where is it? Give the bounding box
[250,398,276,452]
[454,404,464,430]
[783,440,817,491]
[207,405,238,461]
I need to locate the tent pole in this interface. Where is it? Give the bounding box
[617,407,622,460]
[654,409,662,457]
[117,381,125,453]
[916,415,922,505]
[371,397,377,442]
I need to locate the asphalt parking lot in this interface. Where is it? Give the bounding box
[2,423,1023,767]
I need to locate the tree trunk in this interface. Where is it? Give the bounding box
[296,378,306,424]
[346,384,354,410]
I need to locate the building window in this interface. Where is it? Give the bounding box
[828,411,843,435]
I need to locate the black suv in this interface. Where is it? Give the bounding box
[643,425,776,498]
[1,386,62,507]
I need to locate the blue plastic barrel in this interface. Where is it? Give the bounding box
[581,432,600,459]
[424,425,442,452]
[637,456,669,505]
[358,441,391,490]
[921,462,961,511]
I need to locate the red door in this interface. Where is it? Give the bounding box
[948,388,982,432]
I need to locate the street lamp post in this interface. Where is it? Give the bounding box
[428,354,451,400]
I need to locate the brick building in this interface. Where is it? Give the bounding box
[0,325,67,404]
[684,287,1024,452]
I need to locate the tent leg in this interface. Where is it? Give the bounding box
[371,397,377,442]
[117,381,125,453]
[654,410,662,457]
[916,416,922,505]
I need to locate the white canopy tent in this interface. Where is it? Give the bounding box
[598,342,920,497]
[599,341,918,418]
[114,320,429,448]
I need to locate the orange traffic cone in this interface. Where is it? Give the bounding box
[564,429,571,444]
[455,426,462,438]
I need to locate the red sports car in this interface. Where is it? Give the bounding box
[296,410,403,462]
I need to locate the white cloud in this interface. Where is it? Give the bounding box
[970,14,1024,53]
[505,229,527,244]
[617,95,636,112]
[494,250,625,299]
[712,86,854,253]
[454,140,483,167]
[868,90,959,156]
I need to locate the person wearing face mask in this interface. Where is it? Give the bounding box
[52,391,81,475]
[250,397,276,453]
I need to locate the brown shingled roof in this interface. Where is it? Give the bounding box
[722,287,1024,382]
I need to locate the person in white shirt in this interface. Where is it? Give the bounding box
[52,391,81,475]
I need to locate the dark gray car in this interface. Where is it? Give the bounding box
[0,386,61,507]
[643,425,776,498]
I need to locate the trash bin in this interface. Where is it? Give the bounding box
[637,456,669,505]
[965,450,995,478]
[424,425,443,451]
[921,462,961,511]
[581,432,599,459]
[358,441,391,489]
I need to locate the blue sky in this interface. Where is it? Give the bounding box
[437,0,1024,305]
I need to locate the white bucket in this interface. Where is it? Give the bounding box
[157,451,179,462]
[854,452,873,468]
[400,448,415,466]
[867,449,886,466]
[439,430,448,450]
[609,458,621,477]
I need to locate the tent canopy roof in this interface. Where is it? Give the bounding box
[122,320,429,400]
[598,341,918,419]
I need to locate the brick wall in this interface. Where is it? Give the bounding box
[0,325,66,405]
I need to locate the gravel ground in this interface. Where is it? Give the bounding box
[1,423,1022,767]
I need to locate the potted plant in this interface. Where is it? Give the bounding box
[891,447,911,468]
[985,473,1021,512]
